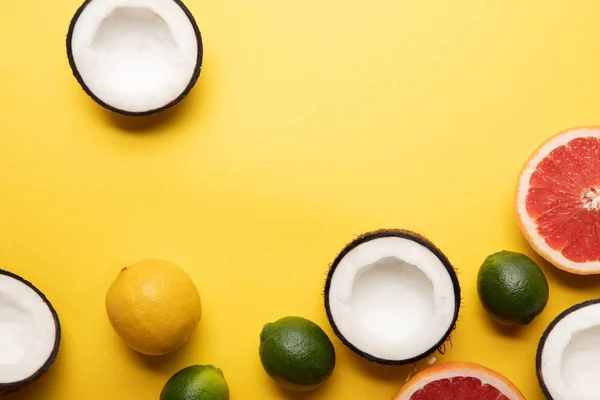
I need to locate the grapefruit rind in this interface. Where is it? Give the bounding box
[516,126,600,275]
[392,362,525,400]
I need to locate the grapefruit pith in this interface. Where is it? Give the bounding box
[392,362,525,400]
[516,127,600,275]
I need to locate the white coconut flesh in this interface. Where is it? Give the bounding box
[69,0,199,113]
[540,302,600,400]
[0,275,57,384]
[327,236,457,362]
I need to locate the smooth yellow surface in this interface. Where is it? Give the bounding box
[2,1,600,399]
[106,259,202,356]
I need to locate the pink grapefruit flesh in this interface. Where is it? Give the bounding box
[517,127,600,274]
[392,362,525,400]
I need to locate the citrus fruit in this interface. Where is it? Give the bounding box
[259,316,336,391]
[392,362,525,400]
[105,259,202,355]
[477,250,549,326]
[160,365,229,400]
[516,126,600,274]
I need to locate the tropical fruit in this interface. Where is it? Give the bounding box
[477,250,549,326]
[259,316,335,391]
[67,0,203,116]
[160,365,229,400]
[0,270,61,395]
[392,362,525,400]
[537,299,600,400]
[106,259,202,355]
[324,229,461,365]
[516,126,600,274]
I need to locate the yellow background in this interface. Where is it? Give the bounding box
[2,0,600,398]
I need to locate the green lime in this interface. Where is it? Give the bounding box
[160,365,229,400]
[259,316,336,391]
[477,250,549,326]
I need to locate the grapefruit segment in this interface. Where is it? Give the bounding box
[392,362,525,400]
[516,127,600,274]
[525,187,579,220]
[452,377,481,399]
[410,390,429,400]
[475,384,502,399]
[423,379,452,399]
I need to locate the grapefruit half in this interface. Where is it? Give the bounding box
[392,362,525,400]
[516,127,600,274]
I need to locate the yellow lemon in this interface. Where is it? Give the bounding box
[106,259,202,355]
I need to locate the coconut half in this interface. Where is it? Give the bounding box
[67,0,203,115]
[0,270,61,394]
[537,299,600,400]
[324,230,461,365]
